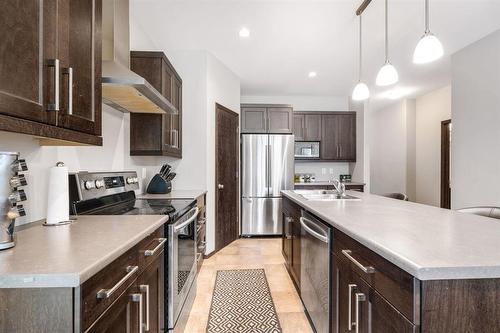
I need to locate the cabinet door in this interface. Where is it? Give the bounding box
[241,107,267,133]
[337,114,356,161]
[137,252,164,333]
[291,213,302,288]
[0,0,57,124]
[268,107,293,133]
[282,213,293,266]
[293,114,305,140]
[86,284,142,333]
[57,0,102,136]
[161,60,173,103]
[304,114,321,141]
[321,114,339,160]
[167,76,182,156]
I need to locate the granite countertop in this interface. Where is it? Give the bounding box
[137,189,207,200]
[0,215,168,288]
[282,190,500,280]
[294,181,365,186]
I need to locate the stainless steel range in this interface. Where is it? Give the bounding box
[69,171,199,333]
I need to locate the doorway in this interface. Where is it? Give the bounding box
[215,103,239,253]
[441,119,452,209]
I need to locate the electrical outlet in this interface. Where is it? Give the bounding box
[329,168,334,174]
[322,168,327,175]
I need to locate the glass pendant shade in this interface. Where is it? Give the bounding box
[413,32,443,64]
[376,62,399,86]
[352,82,370,101]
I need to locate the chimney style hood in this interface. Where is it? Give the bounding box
[102,0,175,114]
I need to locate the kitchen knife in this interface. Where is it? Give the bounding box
[159,164,167,176]
[163,164,172,178]
[165,172,176,182]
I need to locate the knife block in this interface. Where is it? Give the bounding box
[146,174,172,194]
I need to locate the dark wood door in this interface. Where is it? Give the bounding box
[304,114,322,141]
[137,252,164,333]
[337,114,356,161]
[282,213,293,266]
[86,284,141,333]
[215,104,239,252]
[57,0,102,136]
[268,107,293,133]
[293,114,305,140]
[241,107,267,133]
[321,114,339,160]
[291,213,302,288]
[441,119,451,209]
[0,0,57,124]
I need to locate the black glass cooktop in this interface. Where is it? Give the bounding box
[72,191,195,221]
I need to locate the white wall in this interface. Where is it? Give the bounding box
[415,86,451,206]
[451,29,500,209]
[369,101,409,196]
[241,94,357,181]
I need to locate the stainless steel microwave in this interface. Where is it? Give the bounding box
[294,141,320,159]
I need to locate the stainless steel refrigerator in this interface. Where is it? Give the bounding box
[241,134,294,236]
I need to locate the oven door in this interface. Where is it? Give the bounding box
[167,206,199,330]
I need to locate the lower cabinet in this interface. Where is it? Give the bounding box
[333,254,416,333]
[282,197,302,290]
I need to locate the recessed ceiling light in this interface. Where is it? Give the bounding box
[308,72,317,78]
[239,27,250,38]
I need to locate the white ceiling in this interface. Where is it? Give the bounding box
[130,0,500,109]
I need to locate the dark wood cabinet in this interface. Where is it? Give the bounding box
[240,104,293,133]
[130,51,182,157]
[304,114,322,141]
[321,113,356,161]
[137,250,164,333]
[293,114,305,140]
[282,197,302,290]
[0,0,102,145]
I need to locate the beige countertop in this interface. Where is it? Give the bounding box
[282,190,500,280]
[137,189,207,200]
[0,215,168,288]
[294,181,365,186]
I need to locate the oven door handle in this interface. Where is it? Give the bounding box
[174,207,199,231]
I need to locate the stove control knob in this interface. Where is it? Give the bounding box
[126,177,135,184]
[84,180,95,190]
[95,179,105,189]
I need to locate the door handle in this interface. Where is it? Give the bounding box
[96,265,138,299]
[47,59,60,111]
[130,293,144,333]
[218,184,224,190]
[342,250,375,274]
[62,67,73,115]
[144,238,167,257]
[139,285,150,331]
[348,284,357,331]
[354,292,366,333]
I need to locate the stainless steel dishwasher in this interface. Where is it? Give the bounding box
[300,210,331,333]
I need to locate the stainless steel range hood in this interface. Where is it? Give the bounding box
[102,0,175,114]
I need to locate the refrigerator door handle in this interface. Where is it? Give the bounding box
[266,143,271,196]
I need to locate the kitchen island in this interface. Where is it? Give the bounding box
[0,215,168,332]
[281,190,500,333]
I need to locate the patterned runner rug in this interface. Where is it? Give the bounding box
[207,269,282,333]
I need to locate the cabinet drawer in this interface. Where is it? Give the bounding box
[332,229,420,324]
[81,246,140,331]
[138,227,165,272]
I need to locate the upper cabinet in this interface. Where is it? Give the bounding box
[0,0,102,146]
[241,104,293,134]
[130,51,182,158]
[293,113,322,141]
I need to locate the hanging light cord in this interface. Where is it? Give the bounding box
[385,0,389,63]
[358,15,363,81]
[425,0,430,33]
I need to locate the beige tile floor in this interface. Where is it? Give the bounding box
[184,238,314,333]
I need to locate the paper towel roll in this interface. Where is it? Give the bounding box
[46,162,69,224]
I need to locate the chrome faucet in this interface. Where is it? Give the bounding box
[331,179,346,197]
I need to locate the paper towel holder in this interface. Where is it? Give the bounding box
[43,161,76,227]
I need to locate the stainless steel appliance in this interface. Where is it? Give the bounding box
[0,152,28,250]
[241,134,294,236]
[300,210,331,333]
[295,141,320,159]
[69,171,199,333]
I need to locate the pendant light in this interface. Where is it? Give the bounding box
[376,0,399,86]
[413,0,443,64]
[352,15,370,101]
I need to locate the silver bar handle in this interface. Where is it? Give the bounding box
[354,292,366,333]
[47,59,60,111]
[139,285,150,331]
[299,217,329,243]
[130,293,144,333]
[62,67,73,115]
[348,284,357,331]
[144,238,167,257]
[174,207,199,231]
[96,265,138,299]
[342,250,375,274]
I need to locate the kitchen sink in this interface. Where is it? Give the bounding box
[293,190,360,201]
